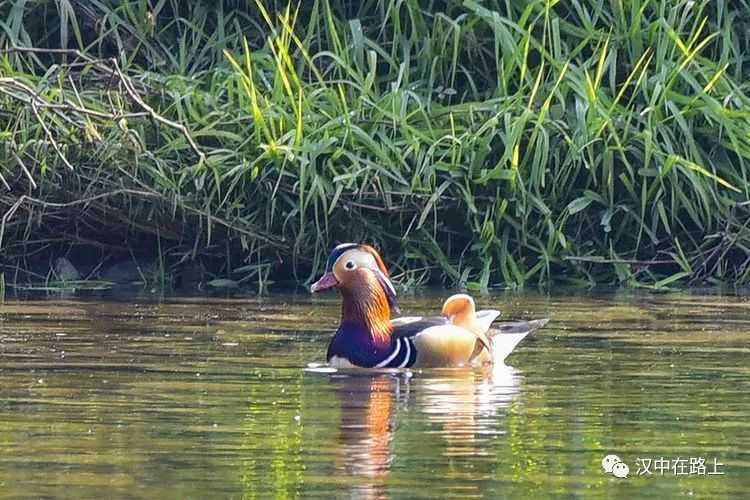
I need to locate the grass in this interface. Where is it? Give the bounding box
[1,0,750,291]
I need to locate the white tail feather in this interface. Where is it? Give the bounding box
[488,318,549,364]
[490,331,530,364]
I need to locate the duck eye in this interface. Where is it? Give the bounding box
[344,260,356,270]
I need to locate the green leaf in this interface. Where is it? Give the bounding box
[567,196,594,214]
[207,279,239,289]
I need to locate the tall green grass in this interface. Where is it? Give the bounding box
[1,0,749,290]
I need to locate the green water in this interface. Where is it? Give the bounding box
[0,291,748,498]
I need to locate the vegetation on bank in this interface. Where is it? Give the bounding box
[1,0,749,291]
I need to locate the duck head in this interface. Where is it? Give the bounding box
[311,243,400,317]
[441,293,476,326]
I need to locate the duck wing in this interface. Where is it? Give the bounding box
[390,316,548,367]
[475,309,501,331]
[390,315,449,338]
[390,316,492,368]
[490,318,549,334]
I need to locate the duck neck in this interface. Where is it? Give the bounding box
[340,273,392,347]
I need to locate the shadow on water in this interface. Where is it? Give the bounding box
[0,291,749,497]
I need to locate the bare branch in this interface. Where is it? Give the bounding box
[0,190,159,249]
[30,100,75,170]
[110,59,206,162]
[12,153,37,189]
[0,48,207,163]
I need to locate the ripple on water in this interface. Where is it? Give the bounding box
[0,291,748,498]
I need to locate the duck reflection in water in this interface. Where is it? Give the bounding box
[328,364,522,498]
[416,364,522,457]
[331,375,398,499]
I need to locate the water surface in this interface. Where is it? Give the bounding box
[1,291,748,498]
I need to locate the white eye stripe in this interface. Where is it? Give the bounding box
[336,251,381,272]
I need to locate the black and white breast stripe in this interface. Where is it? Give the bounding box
[375,337,417,368]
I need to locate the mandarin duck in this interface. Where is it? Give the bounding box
[310,243,548,368]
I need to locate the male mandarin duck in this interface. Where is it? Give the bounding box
[310,243,548,368]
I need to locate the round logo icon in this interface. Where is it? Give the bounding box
[602,454,621,473]
[612,462,629,478]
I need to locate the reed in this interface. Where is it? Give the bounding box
[1,0,749,290]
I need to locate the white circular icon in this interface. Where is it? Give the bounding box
[612,461,629,478]
[602,454,621,473]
